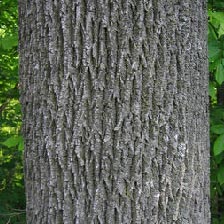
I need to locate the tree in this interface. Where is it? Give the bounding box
[18,1,210,223]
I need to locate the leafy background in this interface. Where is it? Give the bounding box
[0,0,224,223]
[208,0,224,223]
[0,0,25,223]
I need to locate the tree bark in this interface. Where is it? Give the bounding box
[19,0,210,223]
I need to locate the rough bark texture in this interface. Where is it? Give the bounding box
[19,0,210,223]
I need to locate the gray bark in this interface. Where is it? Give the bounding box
[19,0,210,223]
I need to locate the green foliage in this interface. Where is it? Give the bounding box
[214,134,224,156]
[0,0,25,223]
[208,0,224,12]
[1,136,24,151]
[211,124,224,135]
[0,34,18,50]
[209,1,224,222]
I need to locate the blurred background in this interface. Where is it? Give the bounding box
[0,0,25,223]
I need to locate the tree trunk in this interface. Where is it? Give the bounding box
[19,0,210,223]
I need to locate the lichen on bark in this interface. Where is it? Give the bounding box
[19,0,210,223]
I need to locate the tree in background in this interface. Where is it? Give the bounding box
[19,0,210,223]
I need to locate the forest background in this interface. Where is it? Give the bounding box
[0,0,223,223]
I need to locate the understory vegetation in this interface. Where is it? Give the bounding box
[0,0,25,223]
[209,0,224,223]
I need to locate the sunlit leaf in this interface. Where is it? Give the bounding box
[18,138,24,151]
[209,11,224,36]
[1,136,23,148]
[0,34,18,50]
[209,82,217,100]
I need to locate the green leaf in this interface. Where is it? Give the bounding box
[214,134,224,156]
[1,136,23,148]
[210,107,224,126]
[18,138,24,151]
[208,39,221,61]
[209,12,224,36]
[211,124,224,134]
[209,82,217,100]
[215,154,224,164]
[215,63,224,84]
[218,166,224,185]
[210,0,224,9]
[0,34,18,50]
[208,23,218,41]
[210,12,224,23]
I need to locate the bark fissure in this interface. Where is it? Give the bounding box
[19,0,210,223]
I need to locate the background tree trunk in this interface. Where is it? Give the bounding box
[19,0,210,223]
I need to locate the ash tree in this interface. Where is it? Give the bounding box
[18,0,210,223]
